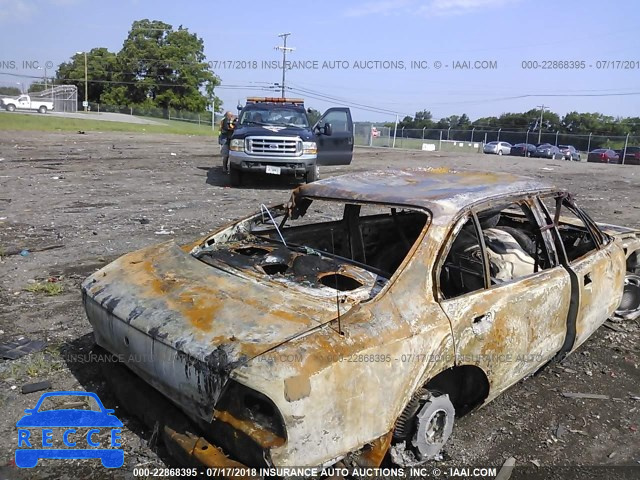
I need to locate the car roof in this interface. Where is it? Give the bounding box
[293,168,556,220]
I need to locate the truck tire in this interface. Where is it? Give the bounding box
[38,106,47,114]
[305,165,319,183]
[230,168,242,187]
[6,104,16,112]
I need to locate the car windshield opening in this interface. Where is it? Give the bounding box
[239,107,309,128]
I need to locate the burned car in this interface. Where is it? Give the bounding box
[82,168,640,468]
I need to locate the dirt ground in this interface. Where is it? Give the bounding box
[0,130,638,479]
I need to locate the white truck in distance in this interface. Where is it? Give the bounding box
[1,95,54,114]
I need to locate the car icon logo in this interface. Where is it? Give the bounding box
[268,144,279,149]
[15,391,124,468]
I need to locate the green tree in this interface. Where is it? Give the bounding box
[104,19,220,113]
[307,108,321,125]
[0,86,21,96]
[56,47,118,104]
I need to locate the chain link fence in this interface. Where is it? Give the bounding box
[354,125,640,156]
[84,102,219,126]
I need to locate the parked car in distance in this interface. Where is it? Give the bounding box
[534,143,562,159]
[620,146,640,165]
[509,143,537,157]
[558,145,581,161]
[587,148,620,164]
[483,141,512,155]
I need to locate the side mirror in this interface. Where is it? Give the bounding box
[324,123,332,136]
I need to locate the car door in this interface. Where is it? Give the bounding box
[17,96,30,109]
[436,199,571,397]
[538,195,626,354]
[315,107,354,166]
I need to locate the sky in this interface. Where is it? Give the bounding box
[0,0,638,122]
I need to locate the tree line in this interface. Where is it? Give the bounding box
[388,109,640,137]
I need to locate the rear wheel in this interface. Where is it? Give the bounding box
[390,389,455,465]
[38,106,47,114]
[6,104,16,112]
[230,168,242,187]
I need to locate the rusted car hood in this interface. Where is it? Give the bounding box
[82,241,341,368]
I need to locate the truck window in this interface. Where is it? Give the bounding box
[321,110,351,133]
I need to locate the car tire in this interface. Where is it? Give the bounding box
[6,104,16,112]
[497,150,503,155]
[229,168,242,187]
[38,106,47,114]
[305,165,319,183]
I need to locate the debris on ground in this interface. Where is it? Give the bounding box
[0,337,47,360]
[561,392,610,400]
[21,380,52,394]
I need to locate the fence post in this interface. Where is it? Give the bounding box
[447,126,451,140]
[587,132,592,153]
[471,127,475,143]
[438,130,442,151]
[198,114,201,126]
[130,106,133,116]
[526,129,530,145]
[484,132,487,145]
[622,133,630,165]
[422,126,426,139]
[555,130,559,146]
[401,126,405,148]
[392,115,398,149]
[497,128,501,142]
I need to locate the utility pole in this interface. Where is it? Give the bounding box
[274,33,294,98]
[84,51,88,111]
[536,105,547,144]
[76,51,88,111]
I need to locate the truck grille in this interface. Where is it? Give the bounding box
[246,136,302,157]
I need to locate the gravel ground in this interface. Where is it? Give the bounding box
[0,130,638,479]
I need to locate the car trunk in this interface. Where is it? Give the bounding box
[82,241,344,423]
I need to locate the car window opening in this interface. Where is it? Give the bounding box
[195,200,429,298]
[440,202,553,299]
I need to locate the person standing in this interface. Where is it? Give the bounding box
[220,111,237,173]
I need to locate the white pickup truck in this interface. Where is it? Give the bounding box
[1,94,54,114]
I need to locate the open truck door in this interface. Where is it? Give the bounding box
[315,107,354,166]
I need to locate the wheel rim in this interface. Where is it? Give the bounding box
[425,409,447,444]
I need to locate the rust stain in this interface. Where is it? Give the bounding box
[352,431,393,467]
[214,410,285,449]
[283,375,311,402]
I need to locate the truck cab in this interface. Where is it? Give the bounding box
[227,97,353,186]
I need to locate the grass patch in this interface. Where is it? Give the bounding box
[0,112,218,136]
[25,282,64,296]
[0,349,66,381]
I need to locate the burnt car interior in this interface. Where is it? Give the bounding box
[195,199,429,294]
[440,202,553,299]
[539,196,600,263]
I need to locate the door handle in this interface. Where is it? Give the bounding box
[473,314,488,324]
[473,310,494,324]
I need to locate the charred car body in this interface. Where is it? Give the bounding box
[82,168,640,468]
[227,97,354,186]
